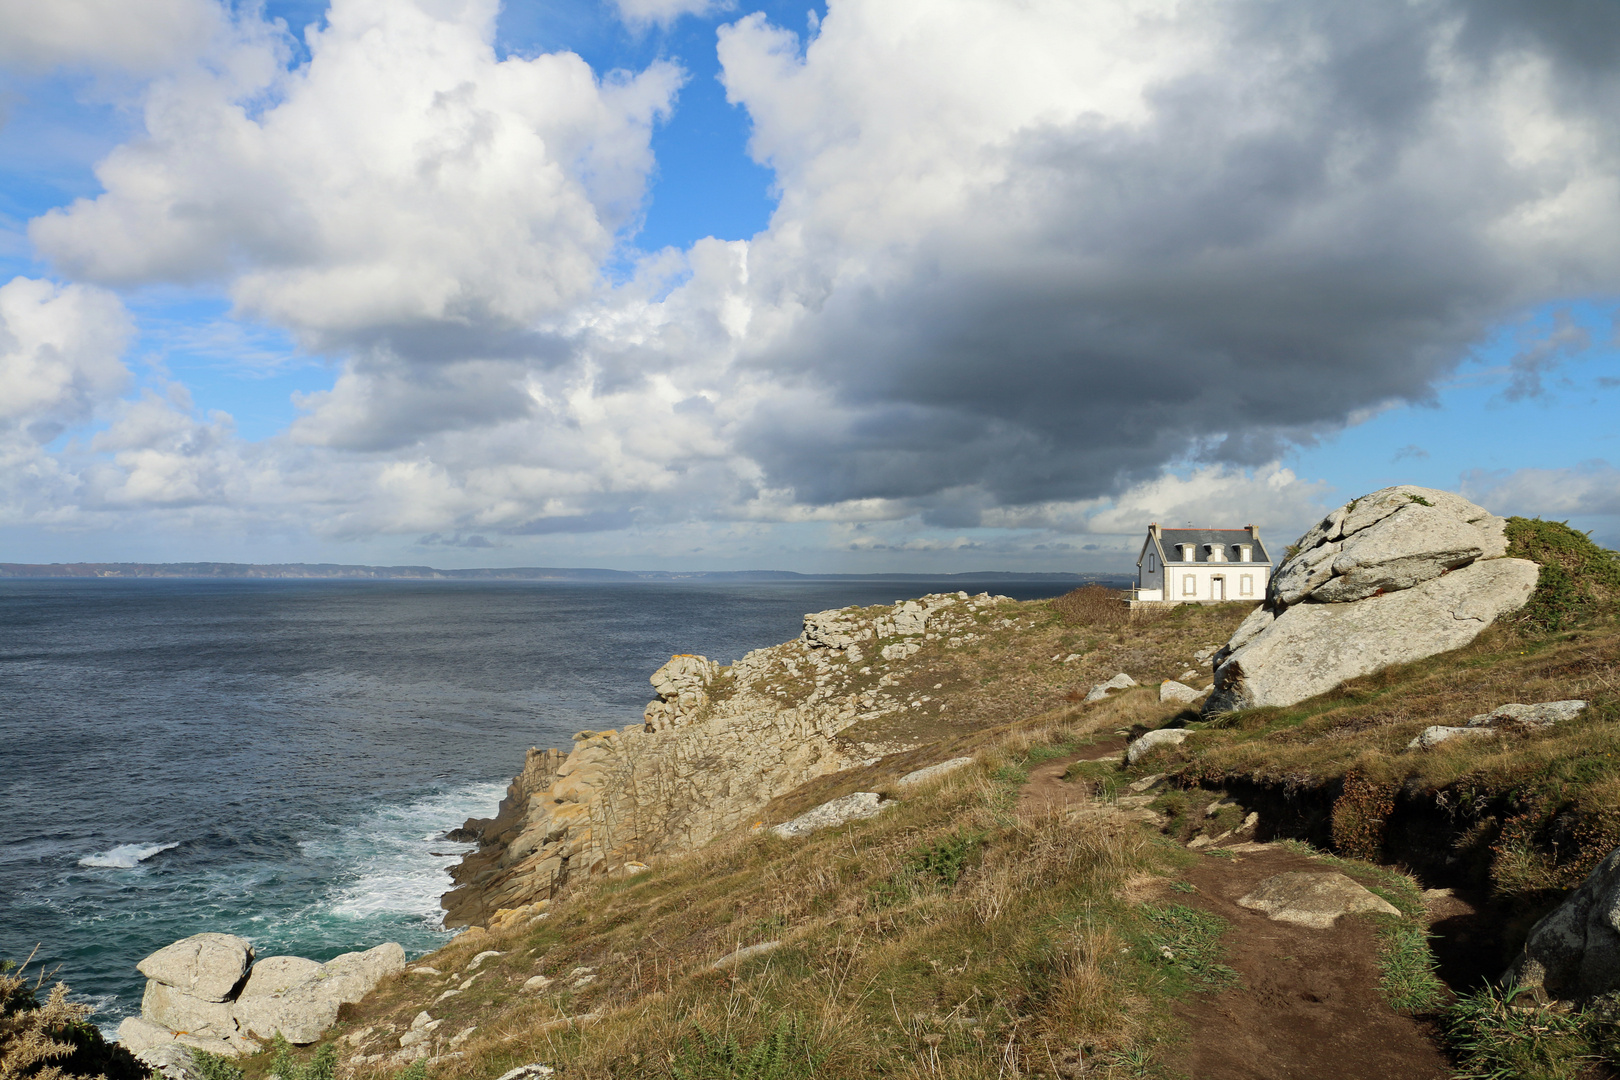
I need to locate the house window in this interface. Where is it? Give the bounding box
[1240,574,1254,596]
[1181,544,1196,561]
[1207,544,1225,562]
[1238,545,1253,562]
[1148,553,1157,573]
[1182,575,1196,597]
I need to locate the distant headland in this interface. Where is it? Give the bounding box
[0,561,1114,583]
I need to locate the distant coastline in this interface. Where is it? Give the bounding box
[0,561,1120,584]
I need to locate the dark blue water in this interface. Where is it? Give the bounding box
[0,577,1072,1024]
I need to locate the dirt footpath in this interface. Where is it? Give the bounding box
[1021,756,1452,1079]
[1162,844,1451,1080]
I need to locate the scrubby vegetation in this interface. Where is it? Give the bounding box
[0,959,143,1080]
[1507,517,1620,632]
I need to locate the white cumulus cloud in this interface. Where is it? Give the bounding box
[0,0,224,74]
[29,0,682,357]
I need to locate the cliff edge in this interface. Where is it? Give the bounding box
[442,592,1009,927]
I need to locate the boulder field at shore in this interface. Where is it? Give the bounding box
[117,934,403,1064]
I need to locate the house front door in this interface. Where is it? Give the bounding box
[1213,576,1225,601]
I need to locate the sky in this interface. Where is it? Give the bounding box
[0,0,1618,573]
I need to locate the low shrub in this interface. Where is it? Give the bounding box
[269,1035,337,1080]
[0,959,144,1080]
[1050,586,1130,627]
[907,830,986,886]
[1506,517,1620,631]
[669,1014,821,1080]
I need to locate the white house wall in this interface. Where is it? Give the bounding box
[1165,565,1268,602]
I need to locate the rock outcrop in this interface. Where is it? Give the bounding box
[1204,486,1538,714]
[1084,673,1136,703]
[443,592,1011,928]
[769,792,888,838]
[1508,844,1620,999]
[1158,680,1202,705]
[1407,699,1588,750]
[117,935,404,1057]
[1127,728,1191,764]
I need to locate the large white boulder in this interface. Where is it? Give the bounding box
[140,981,240,1044]
[1204,486,1537,714]
[136,933,254,1003]
[1508,844,1620,999]
[1206,558,1537,713]
[231,943,405,1045]
[235,955,324,999]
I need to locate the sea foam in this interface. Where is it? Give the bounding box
[79,842,179,869]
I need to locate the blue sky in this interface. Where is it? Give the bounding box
[0,0,1617,571]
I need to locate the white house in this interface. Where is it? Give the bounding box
[1133,524,1272,603]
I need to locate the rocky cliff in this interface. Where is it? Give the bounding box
[442,592,1011,928]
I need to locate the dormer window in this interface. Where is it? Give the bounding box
[1238,545,1252,563]
[1206,544,1226,562]
[1180,544,1196,561]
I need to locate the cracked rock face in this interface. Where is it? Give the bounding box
[1204,486,1537,714]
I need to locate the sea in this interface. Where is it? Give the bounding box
[0,576,1078,1028]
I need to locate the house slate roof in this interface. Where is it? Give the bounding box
[1148,528,1272,565]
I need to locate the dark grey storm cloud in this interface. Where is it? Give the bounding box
[737,0,1620,513]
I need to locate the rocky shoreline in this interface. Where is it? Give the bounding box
[440,591,1018,928]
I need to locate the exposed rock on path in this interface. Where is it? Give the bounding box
[1236,871,1401,929]
[1165,846,1450,1080]
[1015,760,1449,1079]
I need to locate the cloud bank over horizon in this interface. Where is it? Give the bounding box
[2,0,1619,567]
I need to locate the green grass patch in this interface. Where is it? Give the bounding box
[1375,923,1445,1013]
[1135,904,1240,994]
[1445,984,1598,1080]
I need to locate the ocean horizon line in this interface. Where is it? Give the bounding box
[0,562,1125,584]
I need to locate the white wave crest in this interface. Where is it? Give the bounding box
[79,842,180,869]
[311,783,504,921]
